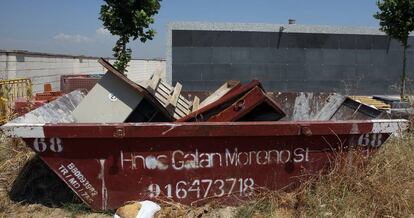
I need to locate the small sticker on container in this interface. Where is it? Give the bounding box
[108,93,118,102]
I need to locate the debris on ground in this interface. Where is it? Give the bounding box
[14,83,63,116]
[115,202,141,218]
[115,201,160,218]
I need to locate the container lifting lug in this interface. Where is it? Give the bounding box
[113,127,125,138]
[301,126,312,136]
[233,99,245,112]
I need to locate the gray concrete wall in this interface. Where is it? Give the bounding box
[168,22,414,95]
[0,50,166,93]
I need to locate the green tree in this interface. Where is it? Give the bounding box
[374,0,414,99]
[99,0,161,74]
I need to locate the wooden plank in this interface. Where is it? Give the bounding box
[173,107,186,118]
[192,96,200,112]
[154,92,169,106]
[145,71,194,119]
[178,95,191,106]
[156,88,170,100]
[172,113,181,119]
[157,84,172,97]
[148,71,161,90]
[350,96,390,109]
[170,82,182,107]
[199,81,237,109]
[174,107,187,117]
[176,105,190,115]
[159,81,173,93]
[177,98,191,108]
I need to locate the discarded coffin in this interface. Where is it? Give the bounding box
[1,89,408,210]
[73,59,173,122]
[269,92,388,121]
[208,86,286,122]
[178,80,286,122]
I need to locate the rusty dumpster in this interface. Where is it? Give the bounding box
[1,89,408,210]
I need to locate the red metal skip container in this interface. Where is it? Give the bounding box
[1,90,409,211]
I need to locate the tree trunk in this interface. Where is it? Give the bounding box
[113,37,129,74]
[400,44,408,100]
[121,37,127,57]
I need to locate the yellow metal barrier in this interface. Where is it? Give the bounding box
[0,78,33,123]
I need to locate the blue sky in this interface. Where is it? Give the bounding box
[0,0,381,59]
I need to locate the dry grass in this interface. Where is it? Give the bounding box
[0,130,413,217]
[299,136,414,217]
[0,135,33,212]
[236,134,414,217]
[0,134,110,218]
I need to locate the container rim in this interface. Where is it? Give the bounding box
[1,119,409,138]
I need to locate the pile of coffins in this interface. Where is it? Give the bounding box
[12,58,388,123]
[71,58,287,123]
